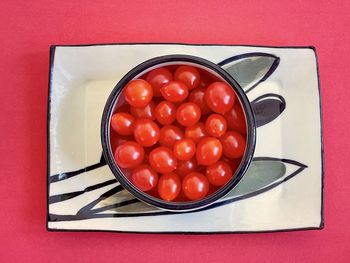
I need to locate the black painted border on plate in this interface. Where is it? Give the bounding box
[46,43,324,234]
[313,47,325,229]
[46,45,56,232]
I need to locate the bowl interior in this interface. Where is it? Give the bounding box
[101,55,256,211]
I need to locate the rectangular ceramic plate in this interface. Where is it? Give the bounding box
[47,44,324,233]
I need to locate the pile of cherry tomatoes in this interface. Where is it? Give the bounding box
[110,64,247,202]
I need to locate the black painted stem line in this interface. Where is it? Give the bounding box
[76,185,125,215]
[49,179,117,204]
[49,155,106,183]
[89,199,140,214]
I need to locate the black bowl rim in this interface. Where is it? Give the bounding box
[101,54,256,211]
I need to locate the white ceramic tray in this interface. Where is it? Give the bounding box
[47,44,323,233]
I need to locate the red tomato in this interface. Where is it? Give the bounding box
[196,137,223,166]
[131,165,158,191]
[160,81,189,102]
[173,138,196,161]
[149,147,177,174]
[185,122,207,144]
[176,158,198,179]
[220,131,246,158]
[146,67,173,97]
[159,125,184,148]
[206,161,233,186]
[205,82,236,114]
[182,172,209,200]
[157,173,181,201]
[176,102,201,127]
[133,119,160,147]
[110,112,135,136]
[130,101,155,120]
[174,65,200,90]
[124,79,153,108]
[154,101,176,125]
[224,102,247,134]
[188,87,211,115]
[114,141,144,169]
[205,114,227,138]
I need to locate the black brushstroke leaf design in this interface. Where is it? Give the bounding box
[251,93,286,127]
[218,52,280,93]
[48,157,307,222]
[49,179,117,204]
[76,185,137,215]
[48,52,304,225]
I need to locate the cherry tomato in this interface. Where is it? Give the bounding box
[224,102,247,134]
[196,137,223,166]
[182,172,209,200]
[174,65,200,90]
[160,81,189,102]
[133,119,160,147]
[176,102,201,127]
[124,79,153,108]
[185,122,207,144]
[220,131,246,158]
[157,173,181,201]
[205,82,236,114]
[188,87,211,115]
[154,101,176,125]
[110,112,135,136]
[114,141,144,168]
[205,114,227,138]
[130,101,155,120]
[149,147,177,174]
[159,125,184,148]
[131,165,158,191]
[176,158,198,179]
[146,67,173,97]
[206,161,233,186]
[173,138,196,161]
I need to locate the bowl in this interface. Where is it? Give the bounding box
[101,54,256,211]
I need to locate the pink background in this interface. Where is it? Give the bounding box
[1,0,349,262]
